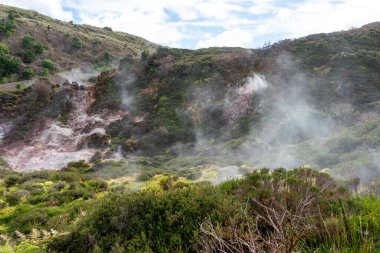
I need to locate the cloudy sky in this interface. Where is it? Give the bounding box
[2,0,379,49]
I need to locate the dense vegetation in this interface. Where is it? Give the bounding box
[0,4,379,253]
[0,166,379,252]
[0,4,157,83]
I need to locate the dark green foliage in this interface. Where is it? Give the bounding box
[0,43,20,77]
[286,23,380,107]
[49,186,236,253]
[22,68,34,79]
[0,169,109,234]
[5,190,30,206]
[40,59,55,70]
[0,168,378,252]
[71,37,82,50]
[63,160,92,173]
[102,52,113,65]
[20,34,44,63]
[4,174,23,187]
[20,50,36,64]
[88,70,122,112]
[0,12,16,36]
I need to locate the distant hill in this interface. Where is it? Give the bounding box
[0,4,157,83]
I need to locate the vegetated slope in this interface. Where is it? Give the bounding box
[0,4,157,83]
[0,16,379,184]
[85,22,380,181]
[0,165,379,252]
[285,22,380,107]
[0,6,379,252]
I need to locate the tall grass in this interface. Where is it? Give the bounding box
[302,196,380,252]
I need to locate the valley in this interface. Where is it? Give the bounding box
[0,3,379,252]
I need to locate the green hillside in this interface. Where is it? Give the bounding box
[0,4,379,252]
[0,4,157,84]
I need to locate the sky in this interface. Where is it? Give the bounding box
[1,0,379,49]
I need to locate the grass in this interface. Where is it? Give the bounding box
[0,4,158,83]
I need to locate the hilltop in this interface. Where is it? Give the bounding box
[0,4,157,83]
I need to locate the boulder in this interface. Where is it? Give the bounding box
[62,80,70,86]
[77,132,110,149]
[71,81,79,90]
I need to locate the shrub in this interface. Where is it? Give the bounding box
[15,242,40,253]
[22,68,35,79]
[40,69,49,77]
[40,59,55,70]
[102,52,113,65]
[6,190,30,206]
[0,43,20,76]
[11,208,49,233]
[328,135,361,154]
[0,242,13,253]
[4,174,24,187]
[86,179,108,191]
[20,50,36,63]
[0,12,16,36]
[135,171,156,182]
[0,43,9,54]
[49,187,237,252]
[20,35,44,63]
[64,160,91,173]
[315,153,340,167]
[71,37,82,50]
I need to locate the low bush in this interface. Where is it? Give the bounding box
[22,68,35,79]
[0,12,16,36]
[49,186,237,252]
[40,59,55,70]
[71,37,82,50]
[0,43,20,76]
[20,35,44,63]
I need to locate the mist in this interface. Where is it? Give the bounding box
[58,65,100,86]
[163,52,379,183]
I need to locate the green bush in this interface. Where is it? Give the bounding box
[4,174,24,187]
[21,50,35,64]
[49,187,236,252]
[71,37,82,50]
[40,59,55,70]
[0,242,13,253]
[20,35,44,63]
[6,190,30,206]
[64,160,91,173]
[0,43,9,54]
[315,152,340,167]
[102,52,113,64]
[15,242,40,253]
[22,68,35,79]
[11,208,49,233]
[0,43,20,76]
[0,12,16,36]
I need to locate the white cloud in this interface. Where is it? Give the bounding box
[253,0,380,39]
[1,0,72,21]
[249,0,276,14]
[1,0,379,48]
[197,29,253,48]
